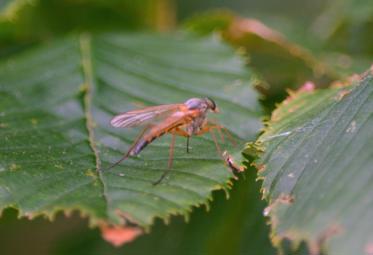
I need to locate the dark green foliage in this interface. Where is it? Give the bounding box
[254,72,373,255]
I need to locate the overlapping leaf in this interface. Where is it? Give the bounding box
[0,33,262,232]
[184,10,339,102]
[252,70,373,254]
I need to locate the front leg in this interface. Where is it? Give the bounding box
[195,124,223,158]
[200,120,237,147]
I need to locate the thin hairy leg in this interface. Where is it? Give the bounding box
[153,133,176,185]
[209,129,223,159]
[208,120,237,146]
[169,127,191,154]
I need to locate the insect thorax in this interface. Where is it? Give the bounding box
[186,114,207,136]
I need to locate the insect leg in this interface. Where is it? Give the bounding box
[215,125,225,143]
[208,120,237,147]
[209,128,223,158]
[186,136,190,153]
[103,125,150,172]
[168,133,176,169]
[195,124,232,159]
[169,127,190,153]
[220,126,237,147]
[153,133,176,185]
[206,119,224,142]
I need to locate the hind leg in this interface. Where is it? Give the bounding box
[152,133,176,185]
[153,128,190,185]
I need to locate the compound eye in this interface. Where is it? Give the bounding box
[205,97,216,110]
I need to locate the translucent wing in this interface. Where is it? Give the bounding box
[110,104,184,128]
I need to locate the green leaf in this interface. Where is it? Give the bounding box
[0,167,275,255]
[118,167,275,255]
[251,70,373,254]
[0,33,262,232]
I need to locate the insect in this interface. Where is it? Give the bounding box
[106,97,235,185]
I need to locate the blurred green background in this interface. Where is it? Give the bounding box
[0,0,371,254]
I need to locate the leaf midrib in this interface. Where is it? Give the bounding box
[79,34,109,217]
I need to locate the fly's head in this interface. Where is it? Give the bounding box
[184,97,219,113]
[204,97,219,113]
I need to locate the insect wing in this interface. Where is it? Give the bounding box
[110,104,183,128]
[146,110,189,137]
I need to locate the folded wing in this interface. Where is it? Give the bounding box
[110,104,183,128]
